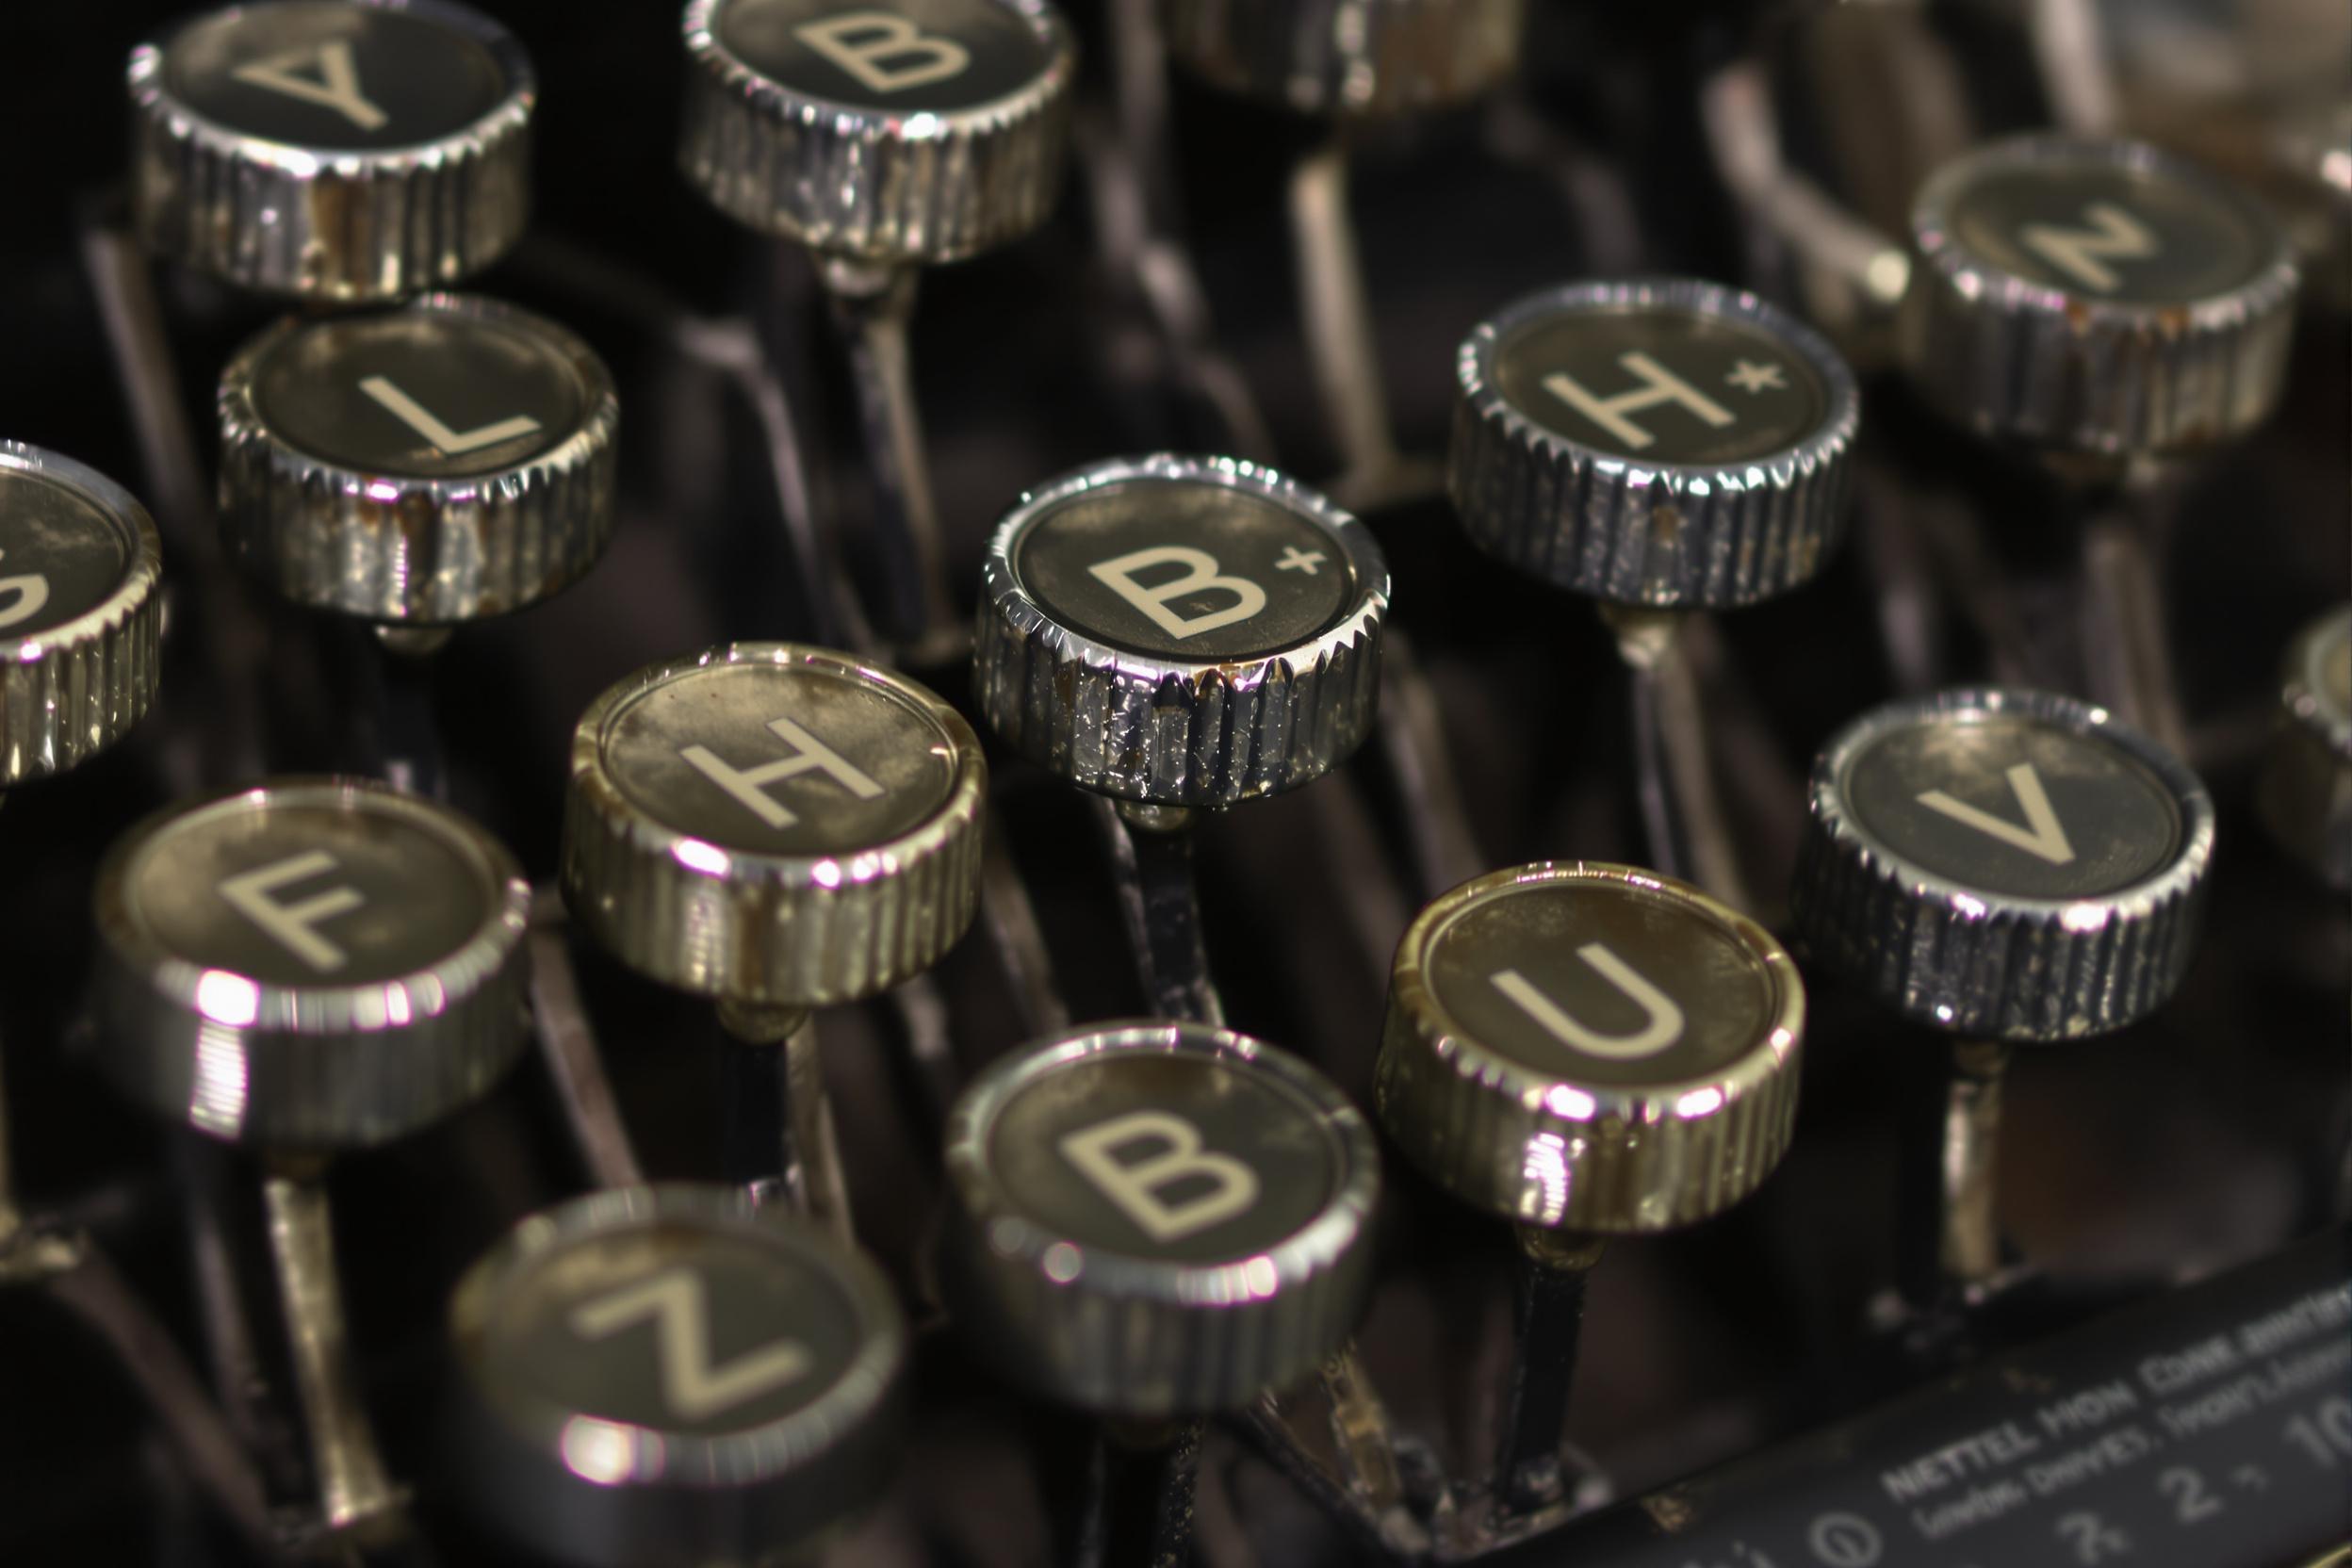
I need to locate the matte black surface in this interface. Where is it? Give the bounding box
[0,468,134,636]
[1012,478,1354,661]
[160,3,510,151]
[714,0,1048,113]
[1502,1228,2352,1568]
[1494,306,1828,465]
[1843,715,2185,900]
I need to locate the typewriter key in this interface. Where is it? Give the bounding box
[564,645,988,1232]
[129,0,534,300]
[944,1020,1380,1413]
[89,777,533,1546]
[1451,278,1858,903]
[2257,605,2352,888]
[1791,689,2214,1295]
[944,1021,1380,1560]
[0,443,164,790]
[682,0,1074,263]
[680,0,1077,660]
[1453,279,1859,610]
[218,294,619,629]
[1161,0,1527,118]
[448,1184,908,1568]
[1378,861,1804,1517]
[1903,134,2300,455]
[975,453,1388,810]
[90,777,533,1149]
[1163,0,1529,505]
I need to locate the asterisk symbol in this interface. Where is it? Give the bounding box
[1725,360,1786,394]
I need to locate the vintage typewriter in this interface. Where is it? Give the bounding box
[1,1,2346,1565]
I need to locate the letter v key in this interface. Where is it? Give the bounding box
[1916,762,2076,865]
[358,376,543,458]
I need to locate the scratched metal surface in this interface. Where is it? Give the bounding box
[0,2,2344,1564]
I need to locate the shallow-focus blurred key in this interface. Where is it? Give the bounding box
[0,444,164,791]
[1903,134,2299,455]
[563,645,987,1229]
[1791,689,2213,1301]
[89,776,531,1546]
[448,1184,908,1568]
[944,1020,1380,1561]
[943,1020,1380,1413]
[1378,861,1804,1522]
[2258,605,2352,888]
[91,777,531,1148]
[130,0,535,300]
[1161,0,1525,118]
[218,293,618,631]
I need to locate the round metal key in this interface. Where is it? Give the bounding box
[941,1020,1380,1415]
[974,453,1389,807]
[2257,605,2352,887]
[90,776,531,1149]
[130,0,533,299]
[1162,0,1527,117]
[1377,863,1805,1233]
[1903,135,2300,454]
[680,0,1076,264]
[1791,688,2216,1040]
[448,1184,907,1568]
[563,644,987,1008]
[0,443,164,787]
[218,294,619,626]
[1451,278,1859,608]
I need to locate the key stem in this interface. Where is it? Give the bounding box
[529,890,645,1191]
[1494,1227,1607,1519]
[820,257,962,665]
[262,1169,404,1543]
[1095,798,1225,1026]
[718,1002,855,1245]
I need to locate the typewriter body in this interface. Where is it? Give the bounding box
[0,2,2346,1566]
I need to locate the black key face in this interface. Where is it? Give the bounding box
[1425,881,1775,1086]
[598,663,957,858]
[161,2,509,153]
[1842,715,2183,900]
[484,1222,864,1438]
[1494,306,1829,466]
[122,800,494,988]
[252,311,587,481]
[1011,478,1355,662]
[0,468,135,638]
[715,0,1049,114]
[988,1053,1344,1264]
[1946,158,2274,305]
